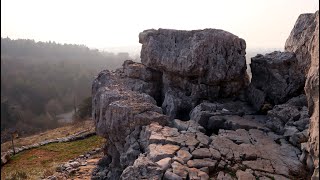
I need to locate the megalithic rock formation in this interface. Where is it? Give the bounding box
[139,29,249,119]
[92,11,318,179]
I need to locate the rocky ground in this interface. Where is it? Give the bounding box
[44,148,103,180]
[91,11,319,180]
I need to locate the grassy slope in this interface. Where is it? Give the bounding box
[1,120,95,153]
[1,120,105,180]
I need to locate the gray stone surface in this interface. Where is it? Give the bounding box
[120,155,164,180]
[91,19,317,179]
[139,28,249,119]
[302,10,319,180]
[248,51,305,110]
[285,11,318,76]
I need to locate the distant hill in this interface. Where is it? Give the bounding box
[1,37,130,141]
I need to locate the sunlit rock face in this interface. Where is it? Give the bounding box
[303,11,319,180]
[92,70,168,178]
[285,12,318,76]
[139,28,249,119]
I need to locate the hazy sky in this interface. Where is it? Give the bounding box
[1,0,319,54]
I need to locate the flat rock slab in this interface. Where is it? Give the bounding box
[192,148,211,158]
[148,144,180,162]
[211,129,302,176]
[177,149,192,163]
[187,159,217,169]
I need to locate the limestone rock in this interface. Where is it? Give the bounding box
[176,150,192,164]
[156,157,172,170]
[164,170,183,180]
[285,12,318,76]
[209,148,221,160]
[120,155,164,180]
[248,51,305,110]
[186,159,217,169]
[236,170,255,180]
[217,171,235,180]
[120,60,163,104]
[190,101,258,131]
[266,95,310,135]
[148,144,180,162]
[211,129,302,176]
[139,28,249,119]
[242,159,274,173]
[92,70,168,178]
[171,161,189,179]
[172,119,206,133]
[303,10,319,179]
[140,28,247,83]
[192,148,211,159]
[188,168,209,180]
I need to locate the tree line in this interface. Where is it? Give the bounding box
[1,37,131,142]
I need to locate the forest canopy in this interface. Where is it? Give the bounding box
[1,37,132,142]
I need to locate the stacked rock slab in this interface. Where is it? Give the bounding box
[248,51,305,110]
[139,28,249,119]
[92,70,168,178]
[118,122,302,179]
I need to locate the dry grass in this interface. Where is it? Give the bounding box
[1,135,105,180]
[1,120,95,153]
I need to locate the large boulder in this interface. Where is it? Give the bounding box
[285,12,318,76]
[139,28,249,119]
[248,51,305,110]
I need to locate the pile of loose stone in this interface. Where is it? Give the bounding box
[44,148,102,180]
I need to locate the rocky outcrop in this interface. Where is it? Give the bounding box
[139,28,249,119]
[303,11,319,180]
[92,17,318,178]
[285,12,318,76]
[276,10,320,179]
[248,51,305,110]
[189,100,265,133]
[92,70,168,178]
